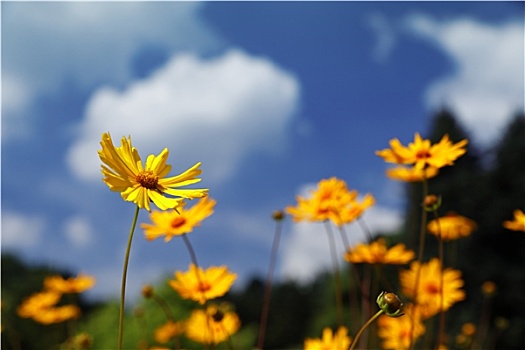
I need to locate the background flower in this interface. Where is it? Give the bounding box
[303,326,351,350]
[185,305,240,345]
[427,212,477,241]
[344,239,415,265]
[503,209,525,232]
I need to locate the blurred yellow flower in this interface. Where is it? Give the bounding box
[481,280,497,297]
[461,322,476,336]
[427,212,477,241]
[98,132,208,211]
[503,209,525,232]
[185,305,240,345]
[303,326,351,350]
[386,165,439,182]
[377,304,425,350]
[169,264,237,304]
[286,177,374,226]
[43,274,96,294]
[376,133,468,170]
[17,291,61,318]
[400,258,465,319]
[31,305,81,325]
[154,320,184,344]
[141,197,216,242]
[343,239,415,265]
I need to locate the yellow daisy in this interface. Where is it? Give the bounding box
[344,239,415,265]
[400,258,465,319]
[503,209,525,232]
[377,303,426,350]
[43,274,96,294]
[427,212,477,241]
[17,291,61,318]
[98,132,208,211]
[376,133,468,170]
[303,326,351,350]
[169,264,237,304]
[141,197,216,242]
[185,305,240,345]
[31,305,81,325]
[154,320,184,344]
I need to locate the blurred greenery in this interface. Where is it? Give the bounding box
[2,111,524,349]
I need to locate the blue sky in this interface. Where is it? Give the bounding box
[2,2,523,302]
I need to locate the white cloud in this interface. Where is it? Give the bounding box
[67,49,300,185]
[62,215,95,248]
[279,184,403,283]
[2,2,221,138]
[405,15,524,147]
[368,13,397,63]
[1,212,46,248]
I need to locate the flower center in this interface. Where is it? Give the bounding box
[170,217,187,228]
[416,149,431,159]
[197,282,211,293]
[425,283,440,295]
[136,171,159,189]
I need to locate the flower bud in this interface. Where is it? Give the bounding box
[272,210,285,221]
[141,284,154,299]
[376,291,404,317]
[423,194,441,212]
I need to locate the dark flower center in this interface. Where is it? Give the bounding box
[171,217,186,228]
[136,171,159,189]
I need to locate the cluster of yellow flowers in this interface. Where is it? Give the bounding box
[17,274,95,325]
[14,131,522,350]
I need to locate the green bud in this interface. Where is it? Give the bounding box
[376,291,404,317]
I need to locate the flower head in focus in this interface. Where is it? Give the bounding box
[43,274,96,294]
[303,326,351,350]
[185,304,240,345]
[427,212,477,241]
[503,209,525,232]
[141,197,216,242]
[98,132,208,211]
[400,258,465,319]
[169,264,237,304]
[376,133,468,170]
[344,239,415,265]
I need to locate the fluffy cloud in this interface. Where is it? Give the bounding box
[405,15,524,147]
[2,2,221,139]
[62,216,95,248]
[1,212,46,248]
[67,49,300,185]
[279,184,403,283]
[368,13,397,63]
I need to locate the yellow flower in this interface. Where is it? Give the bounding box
[17,291,61,318]
[286,177,373,226]
[141,197,216,242]
[344,239,415,265]
[461,322,476,336]
[386,165,439,182]
[377,304,426,350]
[43,274,96,294]
[185,305,240,345]
[154,320,184,344]
[169,264,237,304]
[98,132,208,211]
[427,212,477,241]
[503,209,525,232]
[31,305,81,325]
[303,326,351,350]
[376,133,468,170]
[400,258,465,319]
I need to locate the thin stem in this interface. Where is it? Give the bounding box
[182,234,200,268]
[324,221,344,326]
[257,218,283,350]
[348,310,384,350]
[357,217,374,243]
[408,178,429,350]
[433,209,446,349]
[118,205,140,350]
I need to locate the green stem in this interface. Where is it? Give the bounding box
[118,205,140,350]
[348,310,384,350]
[409,178,429,350]
[324,221,344,326]
[433,209,446,349]
[257,218,283,350]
